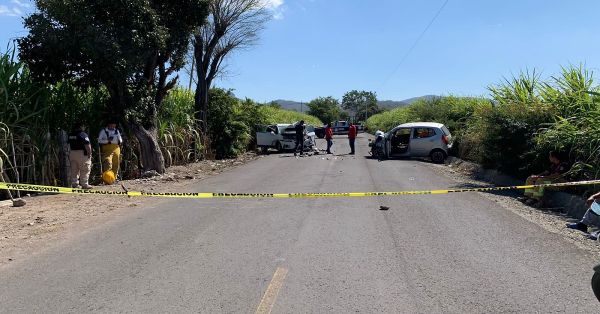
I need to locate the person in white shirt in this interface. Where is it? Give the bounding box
[567,191,600,240]
[98,120,123,183]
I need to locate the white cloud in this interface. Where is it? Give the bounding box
[11,0,31,8]
[0,0,30,17]
[262,0,284,9]
[0,5,19,16]
[261,0,285,19]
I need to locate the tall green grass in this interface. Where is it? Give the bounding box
[367,65,600,181]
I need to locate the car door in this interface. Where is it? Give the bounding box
[389,128,411,156]
[410,127,437,156]
[256,125,272,146]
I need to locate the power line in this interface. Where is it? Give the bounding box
[380,0,450,88]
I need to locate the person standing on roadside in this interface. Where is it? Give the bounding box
[325,123,334,154]
[98,119,123,182]
[348,122,357,155]
[68,123,93,189]
[294,120,305,157]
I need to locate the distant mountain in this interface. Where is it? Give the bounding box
[272,95,440,111]
[271,99,307,112]
[400,95,440,105]
[378,95,440,109]
[377,100,408,109]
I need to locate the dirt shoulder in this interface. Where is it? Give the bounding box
[427,161,600,257]
[0,152,260,268]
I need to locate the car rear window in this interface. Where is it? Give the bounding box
[441,126,451,136]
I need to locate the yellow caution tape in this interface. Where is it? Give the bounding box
[1,180,600,199]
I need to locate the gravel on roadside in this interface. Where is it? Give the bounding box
[427,161,600,257]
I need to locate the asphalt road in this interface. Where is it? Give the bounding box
[1,135,598,313]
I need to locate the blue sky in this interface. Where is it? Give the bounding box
[2,0,600,102]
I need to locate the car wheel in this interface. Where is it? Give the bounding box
[592,269,600,302]
[261,146,269,154]
[275,141,283,152]
[430,149,446,164]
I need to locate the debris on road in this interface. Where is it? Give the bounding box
[12,199,26,207]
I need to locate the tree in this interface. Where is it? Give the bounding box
[18,0,209,174]
[266,101,282,109]
[342,90,381,122]
[307,97,341,125]
[193,0,271,133]
[207,88,250,159]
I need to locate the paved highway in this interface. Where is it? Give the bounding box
[0,135,598,313]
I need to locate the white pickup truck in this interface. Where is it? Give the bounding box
[256,123,317,153]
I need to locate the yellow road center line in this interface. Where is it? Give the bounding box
[255,267,288,314]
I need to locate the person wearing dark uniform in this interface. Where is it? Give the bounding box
[68,123,92,189]
[294,120,305,157]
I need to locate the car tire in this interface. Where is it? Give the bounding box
[275,141,283,153]
[430,149,446,164]
[592,269,600,302]
[261,146,269,154]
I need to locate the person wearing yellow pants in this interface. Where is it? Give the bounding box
[519,151,569,207]
[98,120,123,183]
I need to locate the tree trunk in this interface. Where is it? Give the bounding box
[130,123,165,174]
[194,78,209,132]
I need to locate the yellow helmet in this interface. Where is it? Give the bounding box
[102,170,116,185]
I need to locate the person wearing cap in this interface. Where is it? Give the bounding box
[98,119,123,182]
[566,191,600,240]
[68,123,93,189]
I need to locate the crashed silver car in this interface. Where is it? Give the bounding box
[373,122,452,163]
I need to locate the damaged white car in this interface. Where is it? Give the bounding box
[256,123,318,153]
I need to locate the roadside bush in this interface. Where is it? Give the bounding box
[207,88,251,159]
[159,89,203,165]
[206,89,322,159]
[367,67,600,181]
[535,66,600,178]
[365,106,411,132]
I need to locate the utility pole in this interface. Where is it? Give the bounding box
[300,101,303,113]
